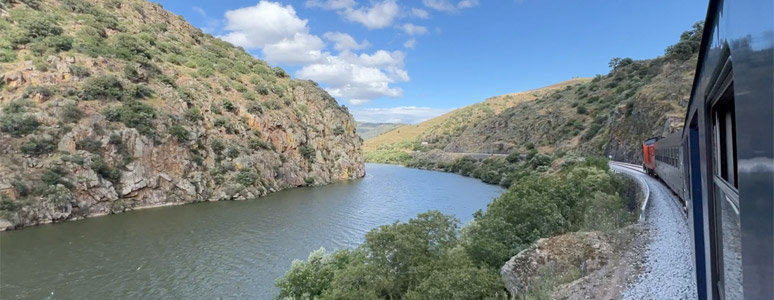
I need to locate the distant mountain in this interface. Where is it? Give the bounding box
[0,0,364,230]
[356,122,405,140]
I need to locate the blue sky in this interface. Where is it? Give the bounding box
[156,0,708,123]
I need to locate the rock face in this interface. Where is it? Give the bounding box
[500,231,613,298]
[0,0,364,230]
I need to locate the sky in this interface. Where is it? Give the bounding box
[155,0,708,124]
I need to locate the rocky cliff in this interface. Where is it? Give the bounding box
[0,0,364,230]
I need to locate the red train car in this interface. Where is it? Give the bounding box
[642,136,660,175]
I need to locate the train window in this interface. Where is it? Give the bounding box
[711,82,742,300]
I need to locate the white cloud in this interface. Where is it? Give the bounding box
[296,50,409,105]
[400,23,429,35]
[342,0,400,29]
[323,32,370,51]
[220,1,309,49]
[411,8,430,18]
[219,1,409,104]
[351,106,454,124]
[404,38,416,48]
[307,0,399,29]
[305,0,356,10]
[263,33,327,65]
[422,0,479,12]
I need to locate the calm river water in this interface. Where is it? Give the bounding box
[0,164,503,299]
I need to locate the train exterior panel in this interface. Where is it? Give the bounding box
[654,132,686,202]
[670,0,773,299]
[642,137,659,175]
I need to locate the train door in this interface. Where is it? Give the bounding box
[709,76,742,300]
[687,116,709,300]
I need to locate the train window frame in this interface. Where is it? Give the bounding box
[707,58,742,300]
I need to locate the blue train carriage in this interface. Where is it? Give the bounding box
[681,0,773,299]
[654,132,687,207]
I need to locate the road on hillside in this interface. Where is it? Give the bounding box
[609,162,698,299]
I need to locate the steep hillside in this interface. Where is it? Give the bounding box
[364,78,590,151]
[0,0,364,230]
[355,122,403,140]
[445,56,696,161]
[367,23,702,164]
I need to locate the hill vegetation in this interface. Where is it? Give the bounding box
[365,22,703,164]
[0,0,364,229]
[364,78,590,152]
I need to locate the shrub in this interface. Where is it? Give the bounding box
[226,147,239,159]
[23,85,54,99]
[185,107,202,121]
[90,157,120,182]
[304,177,315,185]
[273,67,289,78]
[0,49,16,62]
[210,139,225,153]
[76,137,102,153]
[21,136,57,155]
[0,114,40,137]
[168,125,189,142]
[333,125,345,136]
[247,103,263,115]
[299,144,315,162]
[102,101,157,136]
[79,75,125,101]
[60,104,84,123]
[42,35,72,52]
[14,12,63,42]
[576,105,588,114]
[234,168,259,186]
[108,133,122,145]
[41,166,72,188]
[223,101,237,112]
[249,138,272,150]
[110,34,152,62]
[69,65,91,78]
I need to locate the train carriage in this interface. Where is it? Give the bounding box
[641,0,773,298]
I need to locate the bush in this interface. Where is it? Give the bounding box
[576,105,588,114]
[333,125,345,136]
[249,138,272,150]
[299,144,315,162]
[226,147,239,159]
[273,67,289,78]
[0,103,40,137]
[103,101,157,136]
[110,34,152,61]
[223,101,236,112]
[23,85,54,99]
[90,157,120,182]
[0,49,16,62]
[168,125,189,142]
[185,107,202,121]
[21,136,57,155]
[41,166,72,188]
[42,35,72,52]
[76,137,102,153]
[210,139,225,155]
[234,168,259,186]
[79,75,125,101]
[60,104,84,123]
[69,65,91,78]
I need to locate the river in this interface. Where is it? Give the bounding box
[0,163,504,299]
